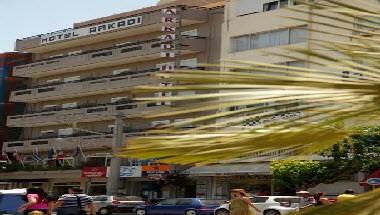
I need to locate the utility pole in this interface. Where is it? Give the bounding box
[106,113,124,195]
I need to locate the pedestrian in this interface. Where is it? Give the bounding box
[52,187,95,215]
[336,189,356,202]
[313,192,331,206]
[229,189,261,215]
[18,187,49,215]
[296,191,315,209]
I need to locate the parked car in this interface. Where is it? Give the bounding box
[91,195,145,215]
[214,196,301,215]
[135,198,224,215]
[0,189,27,215]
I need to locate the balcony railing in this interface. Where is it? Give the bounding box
[10,68,158,102]
[14,36,206,78]
[7,101,160,127]
[3,130,147,154]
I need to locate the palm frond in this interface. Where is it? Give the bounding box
[120,0,380,166]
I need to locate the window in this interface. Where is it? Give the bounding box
[7,143,24,147]
[280,0,289,8]
[263,1,279,11]
[92,196,108,202]
[31,141,49,146]
[58,128,74,136]
[62,102,77,109]
[232,25,308,52]
[180,58,198,68]
[113,68,130,75]
[269,29,289,46]
[181,29,198,37]
[46,79,61,84]
[290,26,308,44]
[159,199,177,206]
[235,0,262,16]
[64,76,80,83]
[92,51,112,58]
[231,35,250,52]
[176,199,193,206]
[250,34,269,49]
[252,196,269,203]
[38,87,55,93]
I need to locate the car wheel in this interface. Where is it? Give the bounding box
[185,209,197,215]
[136,209,147,215]
[264,210,281,215]
[98,208,109,215]
[215,209,230,215]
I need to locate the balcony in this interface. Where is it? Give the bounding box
[3,133,114,154]
[14,36,206,78]
[15,6,208,52]
[10,69,157,103]
[7,101,160,127]
[2,130,146,154]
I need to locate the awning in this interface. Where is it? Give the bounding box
[182,162,271,176]
[360,170,380,186]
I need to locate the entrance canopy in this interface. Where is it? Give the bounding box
[183,162,270,176]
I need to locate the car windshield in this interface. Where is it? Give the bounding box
[0,194,26,213]
[200,199,226,205]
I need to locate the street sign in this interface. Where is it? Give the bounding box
[366,178,380,186]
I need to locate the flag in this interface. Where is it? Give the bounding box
[47,148,55,160]
[56,150,64,166]
[13,150,25,167]
[73,146,80,157]
[73,145,86,161]
[32,148,43,162]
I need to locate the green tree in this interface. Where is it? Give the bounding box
[271,160,329,194]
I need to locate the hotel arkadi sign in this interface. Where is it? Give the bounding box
[41,16,143,44]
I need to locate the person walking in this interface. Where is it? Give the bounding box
[18,187,49,215]
[296,191,315,209]
[337,189,356,202]
[229,189,261,215]
[53,187,95,215]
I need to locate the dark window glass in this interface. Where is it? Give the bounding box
[263,1,279,11]
[38,87,55,93]
[252,197,269,203]
[280,0,289,8]
[159,199,177,206]
[8,142,24,147]
[15,90,31,95]
[176,199,193,206]
[120,46,143,53]
[92,51,113,58]
[31,141,49,145]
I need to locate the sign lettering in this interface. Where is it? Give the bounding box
[41,16,143,44]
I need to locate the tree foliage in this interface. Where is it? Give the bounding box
[271,160,329,193]
[272,127,380,192]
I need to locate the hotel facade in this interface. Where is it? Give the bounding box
[1,0,225,198]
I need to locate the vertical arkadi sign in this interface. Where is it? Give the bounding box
[161,8,177,59]
[156,7,178,106]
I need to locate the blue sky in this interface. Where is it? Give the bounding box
[0,0,158,52]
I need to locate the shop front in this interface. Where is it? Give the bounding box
[184,162,272,199]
